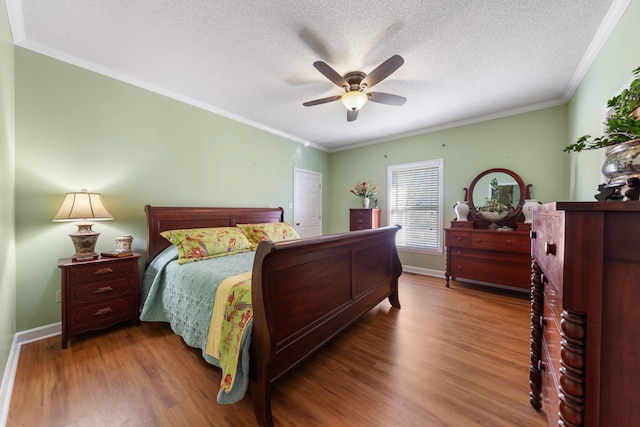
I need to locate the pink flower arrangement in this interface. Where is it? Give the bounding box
[350,181,377,199]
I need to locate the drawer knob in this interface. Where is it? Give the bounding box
[455,236,462,241]
[505,239,512,245]
[94,307,114,316]
[540,316,547,328]
[94,286,114,294]
[538,360,546,372]
[530,230,537,239]
[95,267,114,275]
[544,242,556,256]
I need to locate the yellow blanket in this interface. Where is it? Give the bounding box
[205,271,253,393]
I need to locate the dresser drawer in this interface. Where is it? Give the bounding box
[72,299,135,327]
[69,259,135,283]
[449,250,531,288]
[349,209,380,231]
[448,231,472,247]
[532,211,564,290]
[471,232,525,252]
[541,337,560,427]
[69,278,134,307]
[543,275,562,326]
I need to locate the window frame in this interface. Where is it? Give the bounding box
[387,159,444,254]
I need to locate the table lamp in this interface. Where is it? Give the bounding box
[53,189,114,260]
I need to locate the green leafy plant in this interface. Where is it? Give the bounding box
[478,178,510,214]
[564,66,640,152]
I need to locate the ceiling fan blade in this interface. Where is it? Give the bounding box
[361,55,404,88]
[313,61,348,88]
[347,110,358,122]
[367,92,407,106]
[303,95,342,107]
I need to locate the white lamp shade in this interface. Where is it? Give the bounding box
[341,91,368,111]
[53,189,113,222]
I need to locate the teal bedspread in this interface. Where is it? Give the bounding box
[139,246,256,404]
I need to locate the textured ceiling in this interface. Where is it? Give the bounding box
[5,0,628,151]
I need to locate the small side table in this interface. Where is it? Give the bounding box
[58,253,141,348]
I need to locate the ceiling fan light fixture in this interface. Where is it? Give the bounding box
[341,90,368,111]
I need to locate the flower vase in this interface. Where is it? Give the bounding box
[362,198,370,208]
[454,201,469,221]
[522,199,540,223]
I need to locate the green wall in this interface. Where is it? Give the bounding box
[14,49,330,331]
[567,0,640,199]
[328,106,569,271]
[3,0,639,386]
[0,1,16,374]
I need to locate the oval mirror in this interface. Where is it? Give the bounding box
[467,168,528,225]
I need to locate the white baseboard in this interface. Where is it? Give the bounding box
[401,265,445,278]
[0,323,61,427]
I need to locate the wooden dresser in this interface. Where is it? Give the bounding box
[529,202,640,426]
[349,208,380,231]
[58,253,141,348]
[444,223,531,289]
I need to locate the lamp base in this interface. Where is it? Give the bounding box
[69,223,100,261]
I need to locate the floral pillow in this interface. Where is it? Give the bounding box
[237,222,300,249]
[160,227,252,264]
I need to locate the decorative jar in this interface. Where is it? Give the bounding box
[522,199,540,223]
[116,235,133,253]
[454,201,469,221]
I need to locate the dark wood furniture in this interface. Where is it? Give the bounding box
[58,253,141,349]
[529,201,640,426]
[444,226,531,289]
[349,208,380,230]
[445,168,532,289]
[144,206,402,427]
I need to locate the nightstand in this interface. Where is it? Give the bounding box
[58,253,141,348]
[349,208,380,231]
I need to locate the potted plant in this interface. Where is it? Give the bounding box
[477,178,511,228]
[350,181,377,208]
[564,66,640,188]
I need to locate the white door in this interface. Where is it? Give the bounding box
[294,168,322,238]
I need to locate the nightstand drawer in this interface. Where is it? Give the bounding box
[70,259,134,282]
[72,299,135,326]
[70,278,134,306]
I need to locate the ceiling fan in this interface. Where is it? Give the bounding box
[303,55,406,122]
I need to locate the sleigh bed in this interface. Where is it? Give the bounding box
[140,205,402,426]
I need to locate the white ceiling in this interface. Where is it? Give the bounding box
[5,0,629,152]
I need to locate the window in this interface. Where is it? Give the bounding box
[387,159,443,253]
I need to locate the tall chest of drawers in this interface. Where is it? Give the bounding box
[58,253,141,348]
[349,208,380,231]
[529,202,640,426]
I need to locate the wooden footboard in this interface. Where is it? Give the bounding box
[249,226,402,427]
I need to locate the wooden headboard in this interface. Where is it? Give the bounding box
[144,205,285,266]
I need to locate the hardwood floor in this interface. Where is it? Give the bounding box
[7,274,548,427]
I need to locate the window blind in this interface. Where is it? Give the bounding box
[388,160,443,252]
